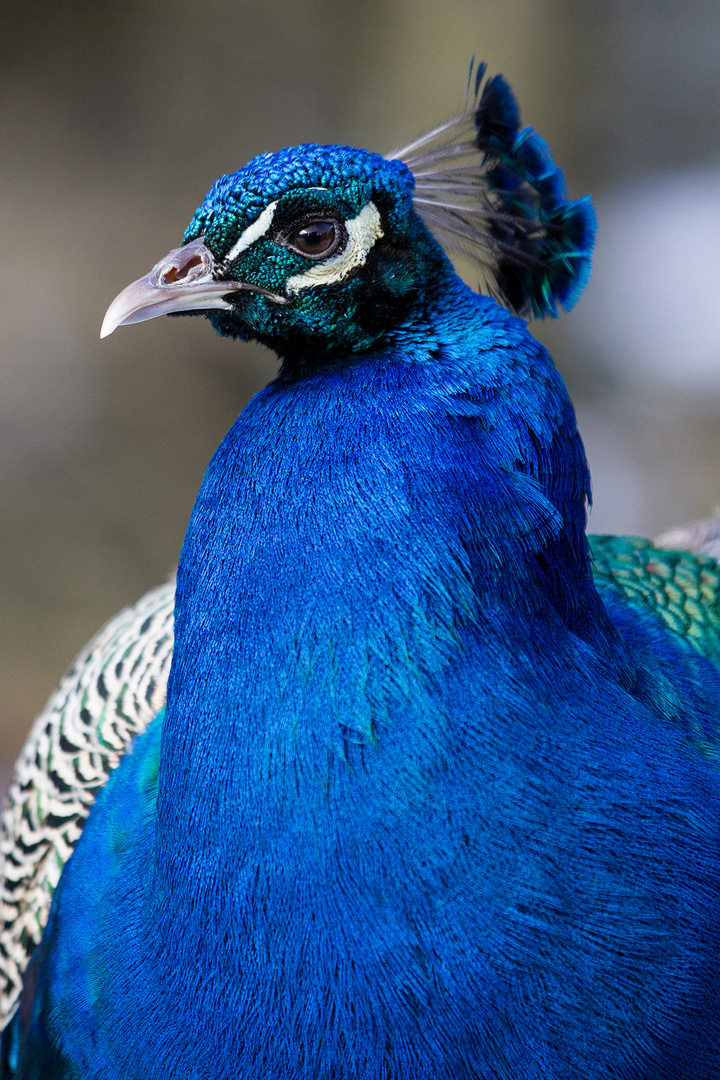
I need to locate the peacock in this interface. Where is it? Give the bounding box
[2,62,720,1078]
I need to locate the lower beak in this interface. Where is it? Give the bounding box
[100,236,282,339]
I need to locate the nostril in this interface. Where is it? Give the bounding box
[160,253,204,285]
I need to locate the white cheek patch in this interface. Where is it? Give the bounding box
[286,201,384,294]
[225,200,279,262]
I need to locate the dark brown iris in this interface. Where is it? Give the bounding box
[287,220,340,259]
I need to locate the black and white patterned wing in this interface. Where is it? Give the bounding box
[0,580,175,1027]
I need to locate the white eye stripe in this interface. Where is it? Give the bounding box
[222,198,384,296]
[286,201,384,294]
[224,200,279,262]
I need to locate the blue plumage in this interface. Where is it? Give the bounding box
[4,65,720,1078]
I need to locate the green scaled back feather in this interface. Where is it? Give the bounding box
[590,535,720,669]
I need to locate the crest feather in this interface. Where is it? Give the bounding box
[391,61,596,319]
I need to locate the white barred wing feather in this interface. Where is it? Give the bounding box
[0,580,175,1027]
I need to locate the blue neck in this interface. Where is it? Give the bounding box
[155,280,618,872]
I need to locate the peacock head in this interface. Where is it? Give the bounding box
[101,64,596,360]
[102,145,443,360]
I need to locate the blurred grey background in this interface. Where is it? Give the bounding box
[3,0,720,775]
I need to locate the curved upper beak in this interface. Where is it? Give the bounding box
[100,237,269,339]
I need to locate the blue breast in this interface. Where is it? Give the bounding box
[12,280,720,1079]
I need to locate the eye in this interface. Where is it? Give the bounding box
[285,220,342,259]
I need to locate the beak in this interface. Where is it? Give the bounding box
[100,236,286,339]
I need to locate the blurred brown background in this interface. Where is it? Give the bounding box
[3,0,720,779]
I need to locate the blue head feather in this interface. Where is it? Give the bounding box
[184,144,415,245]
